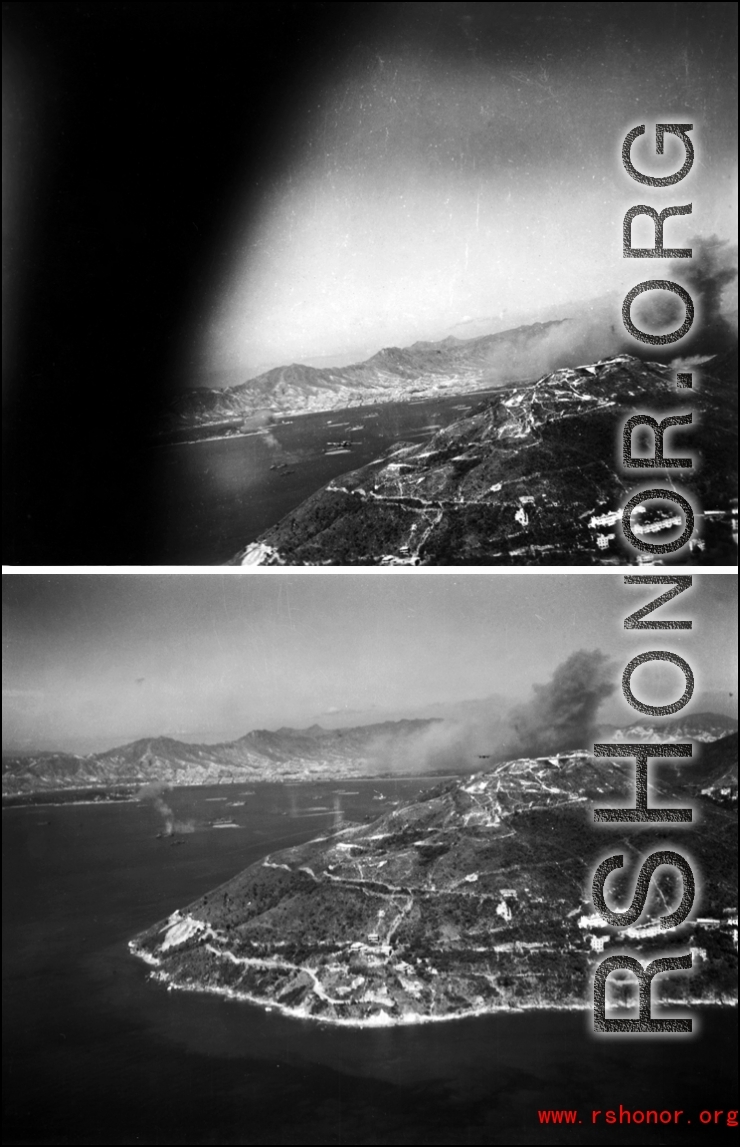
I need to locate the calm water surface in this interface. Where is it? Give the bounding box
[153,392,499,564]
[3,781,737,1144]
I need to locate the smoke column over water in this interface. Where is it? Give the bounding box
[136,780,195,835]
[504,649,616,758]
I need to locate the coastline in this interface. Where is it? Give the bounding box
[127,939,736,1030]
[158,381,505,449]
[3,797,139,809]
[2,775,459,807]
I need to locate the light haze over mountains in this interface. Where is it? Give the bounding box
[4,576,736,755]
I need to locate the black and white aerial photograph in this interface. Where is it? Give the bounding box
[3,2,737,565]
[2,573,738,1143]
[3,3,738,1144]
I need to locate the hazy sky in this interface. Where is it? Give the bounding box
[3,574,736,753]
[194,4,737,379]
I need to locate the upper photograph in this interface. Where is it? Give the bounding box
[3,2,737,566]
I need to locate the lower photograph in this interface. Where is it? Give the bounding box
[3,572,738,1145]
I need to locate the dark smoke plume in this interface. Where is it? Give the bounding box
[677,234,738,350]
[521,234,738,382]
[359,651,618,775]
[471,233,736,385]
[505,649,616,757]
[635,234,738,356]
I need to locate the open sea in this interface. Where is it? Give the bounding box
[152,391,499,564]
[3,781,737,1145]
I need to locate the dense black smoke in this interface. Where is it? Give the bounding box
[635,234,738,356]
[505,649,617,758]
[136,780,195,835]
[360,650,617,775]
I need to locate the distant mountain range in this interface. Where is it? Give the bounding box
[2,720,445,796]
[163,319,577,431]
[601,712,738,744]
[3,712,736,797]
[232,352,738,565]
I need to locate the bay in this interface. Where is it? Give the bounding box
[3,782,737,1144]
[152,392,498,565]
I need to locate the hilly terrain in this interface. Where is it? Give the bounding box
[603,712,738,744]
[131,739,738,1025]
[163,321,570,433]
[691,732,738,807]
[231,353,737,566]
[4,713,737,799]
[1,720,446,797]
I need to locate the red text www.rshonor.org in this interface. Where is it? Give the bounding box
[537,1108,739,1127]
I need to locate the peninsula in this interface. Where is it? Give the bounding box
[131,743,738,1025]
[230,354,737,566]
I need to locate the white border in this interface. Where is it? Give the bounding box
[3,565,738,576]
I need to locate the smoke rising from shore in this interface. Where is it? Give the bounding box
[365,649,617,774]
[484,235,738,386]
[630,234,738,355]
[136,780,195,835]
[673,235,738,348]
[367,719,485,775]
[505,649,616,758]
